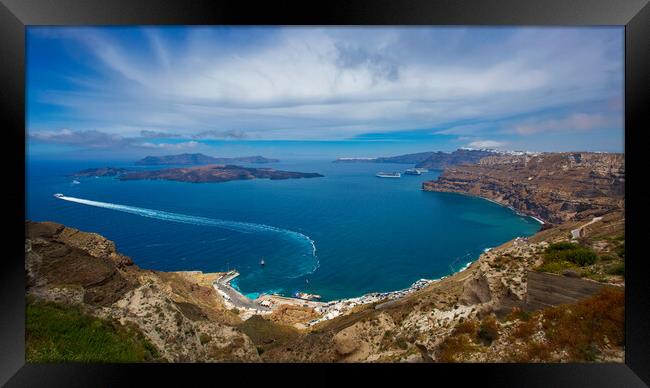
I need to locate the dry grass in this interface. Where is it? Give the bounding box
[477,315,500,345]
[541,287,624,361]
[453,319,478,336]
[437,334,479,362]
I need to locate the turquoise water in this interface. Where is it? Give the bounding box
[26,159,540,301]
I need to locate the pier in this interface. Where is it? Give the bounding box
[212,271,271,313]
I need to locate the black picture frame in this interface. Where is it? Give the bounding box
[1,0,648,386]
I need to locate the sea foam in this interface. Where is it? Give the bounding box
[55,194,319,275]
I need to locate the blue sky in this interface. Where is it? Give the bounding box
[26,26,624,160]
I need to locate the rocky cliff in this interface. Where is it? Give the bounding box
[25,221,260,362]
[423,152,624,224]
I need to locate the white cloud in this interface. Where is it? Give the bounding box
[467,140,505,149]
[137,141,199,149]
[27,27,624,145]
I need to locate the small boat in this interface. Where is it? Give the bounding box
[415,168,428,173]
[72,180,81,184]
[376,172,401,178]
[260,258,265,266]
[404,168,422,175]
[53,193,64,198]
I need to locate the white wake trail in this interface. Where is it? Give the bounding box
[55,194,319,274]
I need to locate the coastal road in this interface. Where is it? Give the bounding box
[213,272,271,312]
[570,216,603,240]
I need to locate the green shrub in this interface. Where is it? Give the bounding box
[606,262,625,277]
[599,254,616,262]
[546,241,579,253]
[537,260,576,274]
[27,299,158,362]
[615,242,625,259]
[543,242,598,267]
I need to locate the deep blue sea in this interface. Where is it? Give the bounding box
[26,159,540,301]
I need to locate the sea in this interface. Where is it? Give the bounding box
[26,159,541,301]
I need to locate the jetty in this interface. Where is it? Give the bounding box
[212,271,271,313]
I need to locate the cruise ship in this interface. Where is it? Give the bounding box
[403,168,422,175]
[376,172,401,178]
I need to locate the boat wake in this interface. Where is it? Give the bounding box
[54,194,319,276]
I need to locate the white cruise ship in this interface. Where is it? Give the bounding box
[376,172,401,178]
[404,168,422,175]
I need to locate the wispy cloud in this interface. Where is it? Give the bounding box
[26,26,624,153]
[192,129,248,140]
[140,130,181,138]
[138,141,199,149]
[513,113,614,135]
[29,129,129,148]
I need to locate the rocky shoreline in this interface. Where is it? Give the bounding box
[423,152,624,225]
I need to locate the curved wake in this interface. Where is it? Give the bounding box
[54,194,319,275]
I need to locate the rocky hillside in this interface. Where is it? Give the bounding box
[261,211,624,363]
[25,221,259,362]
[26,208,624,363]
[423,152,624,224]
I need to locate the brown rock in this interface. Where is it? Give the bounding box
[423,152,624,224]
[460,272,492,305]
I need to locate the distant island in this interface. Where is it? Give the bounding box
[333,148,499,169]
[72,167,129,177]
[119,164,323,183]
[135,153,279,166]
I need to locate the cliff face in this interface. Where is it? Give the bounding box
[423,152,624,224]
[25,221,260,362]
